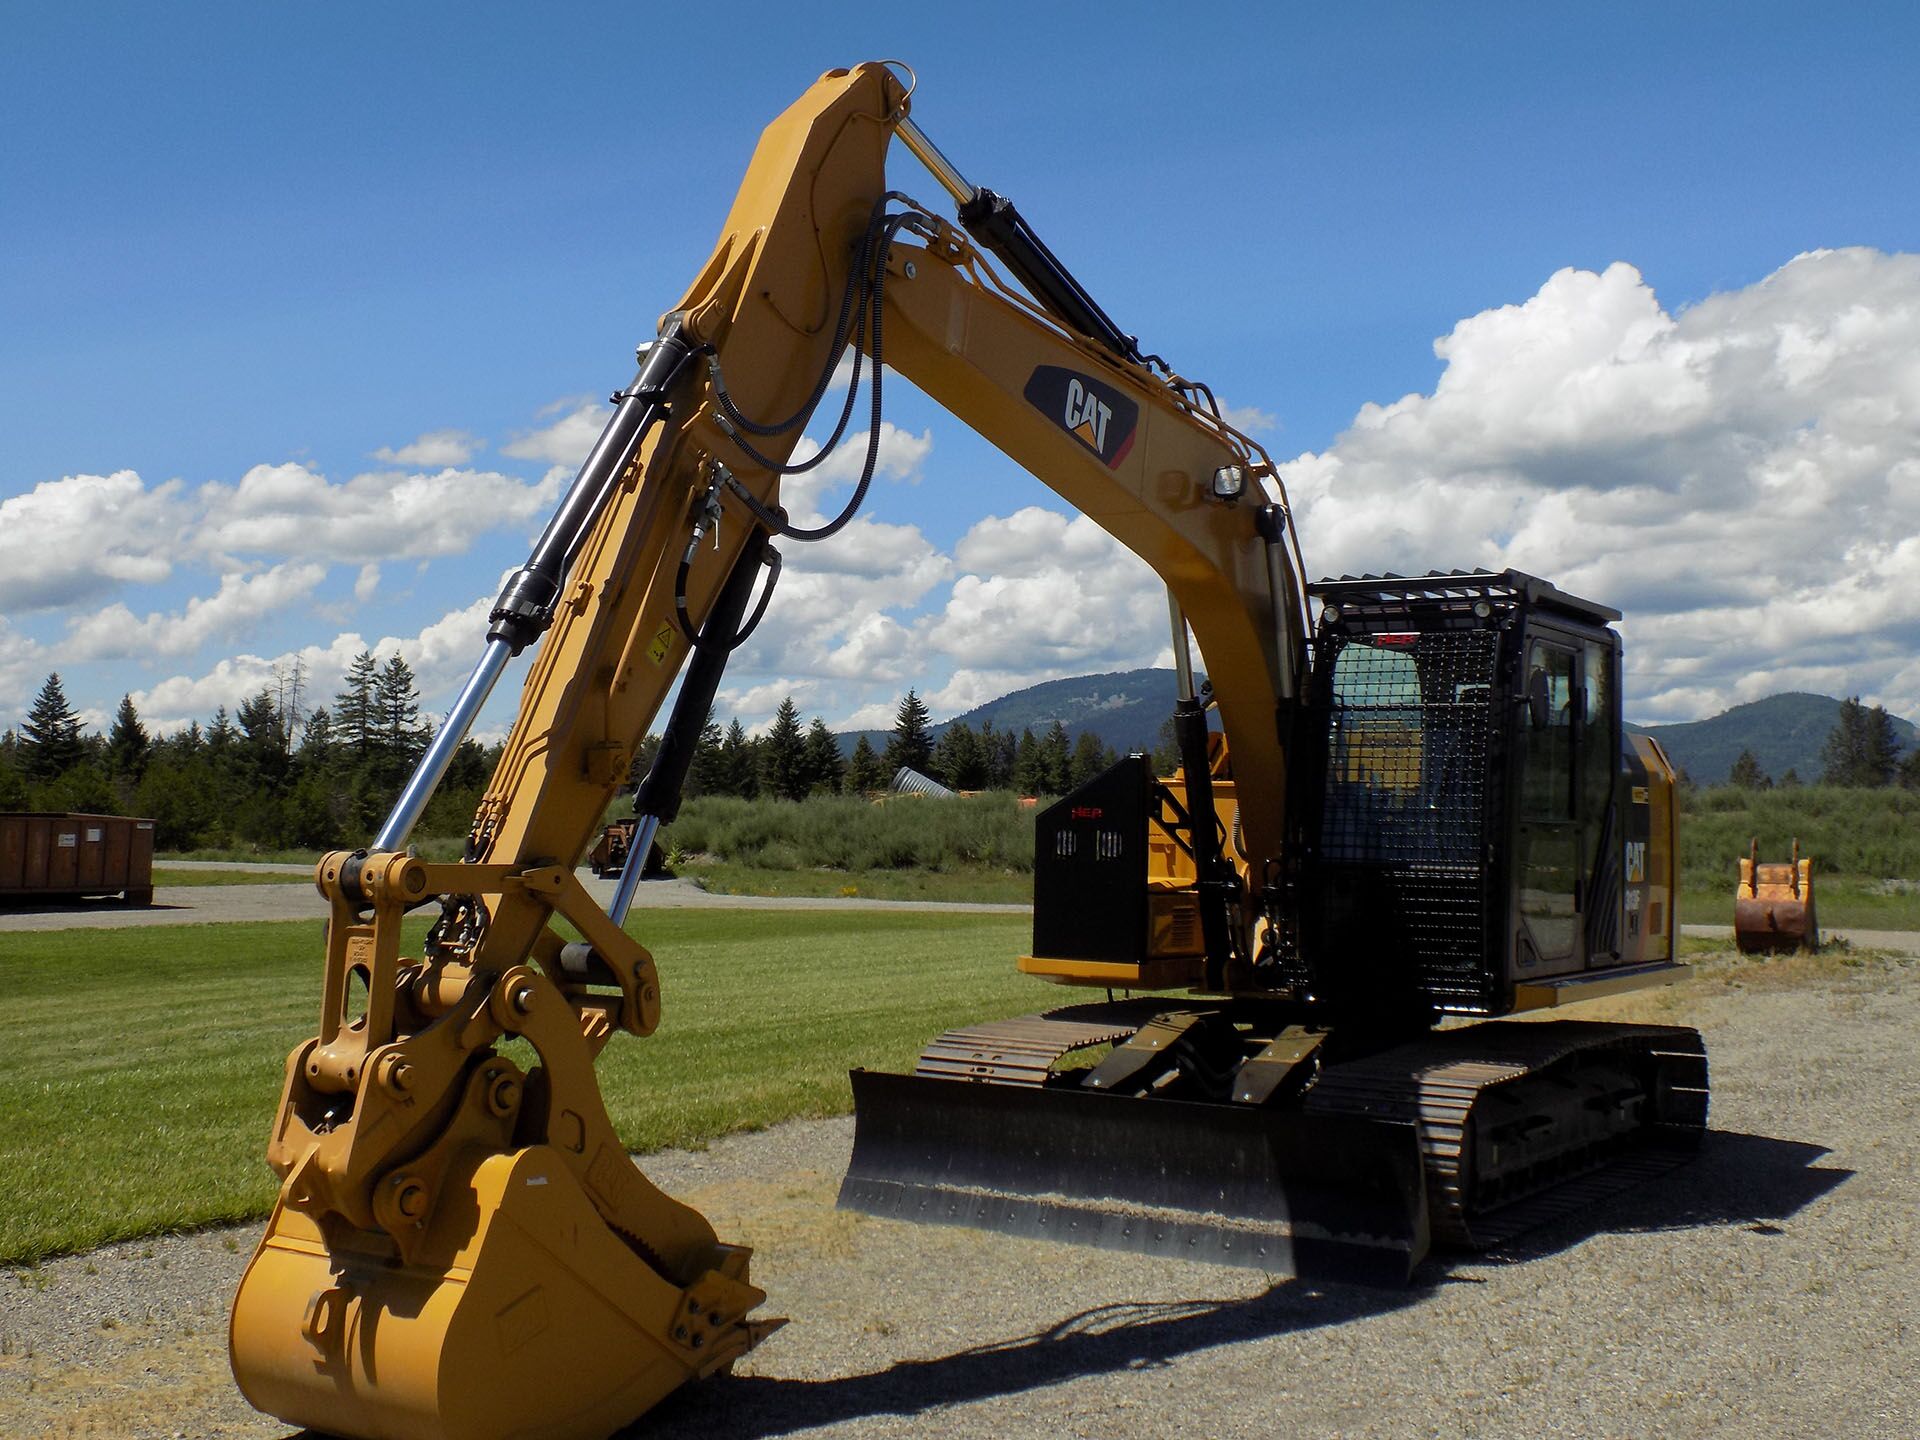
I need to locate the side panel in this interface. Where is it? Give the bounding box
[1625,734,1678,963]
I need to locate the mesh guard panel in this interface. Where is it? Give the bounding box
[1315,628,1501,1010]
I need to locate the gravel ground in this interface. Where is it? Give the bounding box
[1,951,1914,1439]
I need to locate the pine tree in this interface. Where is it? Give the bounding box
[1040,721,1073,794]
[719,719,758,798]
[688,710,726,798]
[1780,767,1802,789]
[106,694,151,781]
[883,689,934,779]
[1069,730,1114,789]
[1822,697,1898,786]
[1728,749,1769,790]
[207,706,238,754]
[933,721,986,790]
[1900,749,1920,792]
[237,688,291,787]
[801,717,845,795]
[20,673,86,781]
[334,650,379,757]
[374,655,427,770]
[298,706,334,759]
[845,735,887,795]
[1013,728,1048,796]
[758,697,808,801]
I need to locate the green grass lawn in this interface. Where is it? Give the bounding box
[150,867,311,888]
[0,910,1042,1266]
[680,859,1031,904]
[1677,874,1920,931]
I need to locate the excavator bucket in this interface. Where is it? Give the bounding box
[1734,837,1819,953]
[838,1069,1430,1285]
[231,1145,781,1440]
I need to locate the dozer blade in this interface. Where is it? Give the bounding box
[838,1069,1429,1285]
[231,1145,780,1440]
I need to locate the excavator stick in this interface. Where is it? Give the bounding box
[1734,837,1819,953]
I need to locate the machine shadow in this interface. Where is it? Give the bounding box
[630,1280,1419,1439]
[630,1129,1848,1440]
[1457,1130,1851,1270]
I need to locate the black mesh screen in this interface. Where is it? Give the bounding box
[1315,627,1502,1009]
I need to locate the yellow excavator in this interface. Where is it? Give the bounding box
[230,61,1703,1440]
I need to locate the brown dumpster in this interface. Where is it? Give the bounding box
[0,813,155,905]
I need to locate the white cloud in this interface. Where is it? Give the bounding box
[354,563,381,602]
[372,429,482,467]
[0,470,188,611]
[503,396,604,466]
[195,461,565,563]
[1217,400,1277,434]
[64,562,329,661]
[1279,247,1920,721]
[128,590,503,735]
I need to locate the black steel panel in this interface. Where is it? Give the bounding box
[840,1069,1428,1284]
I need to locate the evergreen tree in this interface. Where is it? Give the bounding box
[334,650,379,757]
[801,717,845,795]
[374,655,427,770]
[20,673,86,781]
[1151,716,1182,775]
[719,719,758,798]
[1780,767,1802,788]
[883,689,935,779]
[1012,728,1048,795]
[207,706,238,754]
[1040,721,1073,794]
[932,721,987,790]
[1069,730,1115,789]
[1901,749,1920,792]
[0,747,26,809]
[297,706,334,760]
[106,694,151,781]
[984,722,1017,790]
[1728,749,1770,790]
[687,710,726,798]
[1823,696,1899,786]
[758,697,808,801]
[236,688,292,789]
[845,735,887,795]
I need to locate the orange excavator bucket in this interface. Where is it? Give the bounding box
[1734,837,1819,953]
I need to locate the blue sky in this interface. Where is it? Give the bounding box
[5,3,1919,739]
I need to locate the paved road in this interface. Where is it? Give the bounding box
[0,872,1030,932]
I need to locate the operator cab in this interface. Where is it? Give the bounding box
[1299,569,1678,1018]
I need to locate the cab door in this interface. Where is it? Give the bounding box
[1516,636,1580,973]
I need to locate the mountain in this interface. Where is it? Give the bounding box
[1628,692,1917,785]
[838,668,1184,757]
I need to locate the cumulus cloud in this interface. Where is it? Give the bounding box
[128,590,506,734]
[372,428,482,467]
[502,395,604,467]
[64,562,329,661]
[1280,248,1920,721]
[196,461,565,564]
[0,470,188,611]
[1217,401,1278,435]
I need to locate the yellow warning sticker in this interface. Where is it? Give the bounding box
[646,621,674,667]
[1631,786,1649,805]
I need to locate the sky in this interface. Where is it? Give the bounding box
[4,3,1918,743]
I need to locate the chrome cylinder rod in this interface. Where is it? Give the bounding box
[1168,591,1197,703]
[895,113,976,209]
[605,813,663,928]
[373,638,514,853]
